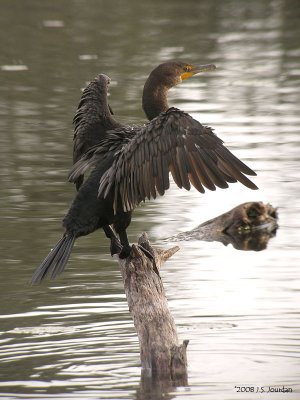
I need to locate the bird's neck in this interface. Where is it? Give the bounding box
[142,80,170,121]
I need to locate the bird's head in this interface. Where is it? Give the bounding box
[143,61,216,120]
[150,61,216,88]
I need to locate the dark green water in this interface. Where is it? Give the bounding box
[1,0,300,399]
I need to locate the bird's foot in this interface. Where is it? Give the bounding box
[118,244,159,276]
[110,238,123,256]
[118,245,132,259]
[118,244,155,260]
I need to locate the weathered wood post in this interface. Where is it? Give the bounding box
[117,232,188,384]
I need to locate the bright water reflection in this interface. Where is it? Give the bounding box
[0,0,300,399]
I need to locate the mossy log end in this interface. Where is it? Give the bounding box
[168,201,278,251]
[117,233,188,383]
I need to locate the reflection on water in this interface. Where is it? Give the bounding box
[1,0,300,399]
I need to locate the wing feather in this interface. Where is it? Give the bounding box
[71,108,257,213]
[176,146,191,191]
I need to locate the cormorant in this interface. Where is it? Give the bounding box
[32,61,257,283]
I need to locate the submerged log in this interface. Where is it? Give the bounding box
[117,233,188,383]
[167,201,278,251]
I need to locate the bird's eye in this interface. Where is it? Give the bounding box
[183,65,191,72]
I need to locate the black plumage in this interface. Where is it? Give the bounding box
[32,74,129,283]
[72,74,122,190]
[32,61,258,283]
[72,108,257,213]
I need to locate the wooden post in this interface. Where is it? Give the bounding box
[117,233,188,384]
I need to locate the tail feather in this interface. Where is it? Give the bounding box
[31,235,76,284]
[51,236,76,279]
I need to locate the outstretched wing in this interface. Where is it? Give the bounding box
[72,76,121,190]
[70,108,258,213]
[100,108,257,212]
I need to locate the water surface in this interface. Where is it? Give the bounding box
[1,0,300,399]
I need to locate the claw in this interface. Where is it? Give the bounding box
[119,245,132,259]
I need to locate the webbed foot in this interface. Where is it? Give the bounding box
[119,245,132,259]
